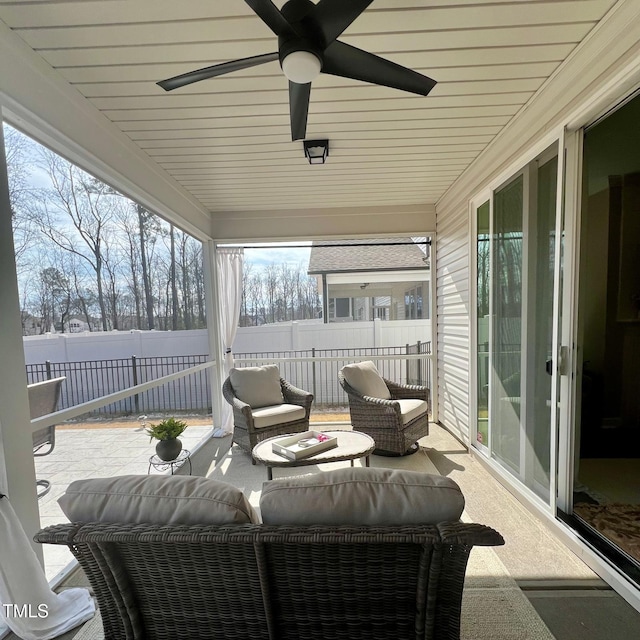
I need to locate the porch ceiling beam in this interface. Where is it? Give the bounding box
[209,204,436,242]
[0,21,212,241]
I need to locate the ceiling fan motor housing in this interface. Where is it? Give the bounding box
[278,0,324,83]
[278,37,323,82]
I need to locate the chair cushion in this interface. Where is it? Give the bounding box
[341,361,391,399]
[59,475,259,525]
[230,364,284,409]
[260,467,464,526]
[252,403,307,429]
[398,399,428,424]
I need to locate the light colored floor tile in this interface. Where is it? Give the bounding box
[37,424,213,579]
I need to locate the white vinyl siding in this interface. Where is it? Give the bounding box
[436,205,471,442]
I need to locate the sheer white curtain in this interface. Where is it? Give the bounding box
[0,494,95,640]
[213,247,244,436]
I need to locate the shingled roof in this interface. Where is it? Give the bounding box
[308,238,427,274]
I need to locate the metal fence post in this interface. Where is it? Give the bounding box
[311,347,317,403]
[417,341,422,385]
[131,355,140,414]
[405,344,409,382]
[45,360,52,380]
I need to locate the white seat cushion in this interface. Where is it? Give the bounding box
[341,361,391,399]
[260,467,464,526]
[230,364,284,409]
[251,403,306,429]
[397,399,428,425]
[59,475,259,525]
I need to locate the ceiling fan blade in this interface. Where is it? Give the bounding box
[157,53,279,91]
[322,41,436,96]
[289,81,311,141]
[245,0,296,36]
[305,0,373,47]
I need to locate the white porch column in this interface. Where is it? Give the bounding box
[0,119,42,561]
[203,240,224,430]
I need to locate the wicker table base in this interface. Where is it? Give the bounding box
[252,430,375,480]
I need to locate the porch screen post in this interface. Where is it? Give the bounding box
[0,118,42,561]
[214,246,244,436]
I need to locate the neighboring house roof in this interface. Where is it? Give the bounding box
[308,238,428,274]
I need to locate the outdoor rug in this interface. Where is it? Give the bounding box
[574,502,640,564]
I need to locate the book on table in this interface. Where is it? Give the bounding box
[271,430,338,460]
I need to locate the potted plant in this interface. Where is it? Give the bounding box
[146,417,188,461]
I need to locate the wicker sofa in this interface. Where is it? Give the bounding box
[36,469,504,640]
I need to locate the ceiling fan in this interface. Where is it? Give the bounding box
[157,0,436,141]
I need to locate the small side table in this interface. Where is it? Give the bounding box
[148,449,192,475]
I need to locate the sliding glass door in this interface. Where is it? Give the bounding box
[474,146,560,503]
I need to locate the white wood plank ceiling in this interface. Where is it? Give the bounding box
[0,0,618,214]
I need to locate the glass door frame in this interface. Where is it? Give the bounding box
[555,127,587,515]
[470,190,492,457]
[470,130,566,512]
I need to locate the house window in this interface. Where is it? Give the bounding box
[404,286,426,319]
[329,297,351,320]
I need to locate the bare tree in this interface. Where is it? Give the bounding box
[189,239,206,327]
[3,124,36,272]
[5,127,210,335]
[102,242,126,330]
[263,264,279,324]
[169,224,179,330]
[137,204,159,329]
[114,203,143,328]
[29,150,119,330]
[35,266,72,333]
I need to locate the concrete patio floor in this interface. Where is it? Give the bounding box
[35,421,213,580]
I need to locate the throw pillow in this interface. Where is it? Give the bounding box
[230,364,284,408]
[260,467,464,525]
[59,474,259,525]
[341,361,391,399]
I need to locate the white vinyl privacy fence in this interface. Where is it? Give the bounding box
[24,319,431,416]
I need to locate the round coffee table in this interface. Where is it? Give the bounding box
[252,430,375,480]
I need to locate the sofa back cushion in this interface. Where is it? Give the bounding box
[341,361,391,399]
[260,467,464,526]
[59,475,259,525]
[230,364,284,409]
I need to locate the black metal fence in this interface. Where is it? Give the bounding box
[26,342,431,417]
[26,355,212,415]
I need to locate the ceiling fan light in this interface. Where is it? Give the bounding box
[303,139,329,165]
[282,50,322,84]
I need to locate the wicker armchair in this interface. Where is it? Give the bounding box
[36,520,503,640]
[339,361,429,455]
[223,370,313,458]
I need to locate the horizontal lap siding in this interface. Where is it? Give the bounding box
[436,205,470,442]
